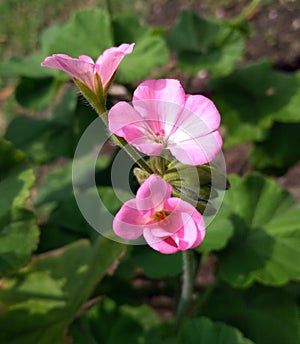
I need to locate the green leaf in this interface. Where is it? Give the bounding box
[0,210,39,277]
[166,11,245,77]
[0,53,54,78]
[15,77,59,110]
[210,61,300,147]
[5,88,94,164]
[218,173,300,287]
[197,207,234,254]
[131,245,182,278]
[0,238,125,344]
[178,317,253,344]
[250,122,300,173]
[48,9,113,58]
[0,139,26,180]
[201,285,300,344]
[113,14,169,83]
[70,299,159,344]
[0,168,39,275]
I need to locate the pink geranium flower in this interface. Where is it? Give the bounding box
[113,174,206,254]
[108,79,222,166]
[41,43,134,92]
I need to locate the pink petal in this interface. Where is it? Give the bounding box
[113,199,144,240]
[136,174,172,213]
[143,229,180,254]
[108,101,163,156]
[79,55,95,63]
[184,94,221,132]
[172,212,205,250]
[143,197,205,253]
[168,96,220,143]
[133,79,185,105]
[132,79,186,137]
[165,198,206,245]
[169,131,223,165]
[41,54,95,91]
[146,211,185,237]
[95,43,135,88]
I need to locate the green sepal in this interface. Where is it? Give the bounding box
[74,77,106,115]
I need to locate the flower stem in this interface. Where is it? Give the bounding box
[93,101,154,175]
[175,250,196,325]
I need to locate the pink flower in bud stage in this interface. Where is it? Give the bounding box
[41,43,135,92]
[108,79,222,166]
[113,174,206,254]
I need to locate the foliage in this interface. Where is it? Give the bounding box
[0,4,300,344]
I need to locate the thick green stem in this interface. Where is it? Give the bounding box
[175,250,196,325]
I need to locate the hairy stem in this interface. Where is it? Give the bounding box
[175,250,196,325]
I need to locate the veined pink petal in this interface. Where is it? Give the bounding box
[41,54,95,91]
[168,95,220,143]
[108,101,145,133]
[113,199,144,240]
[95,43,135,89]
[169,130,223,165]
[136,174,172,213]
[108,101,163,156]
[41,44,135,93]
[184,94,221,132]
[133,79,185,105]
[133,79,186,137]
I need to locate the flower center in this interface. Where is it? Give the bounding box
[153,129,166,144]
[153,210,170,223]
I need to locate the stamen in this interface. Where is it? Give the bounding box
[153,210,170,222]
[154,129,165,143]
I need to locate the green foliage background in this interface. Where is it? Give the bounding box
[0,1,299,343]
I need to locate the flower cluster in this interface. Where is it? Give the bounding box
[41,44,223,254]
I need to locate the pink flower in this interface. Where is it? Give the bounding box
[113,174,206,254]
[108,79,222,165]
[41,43,135,92]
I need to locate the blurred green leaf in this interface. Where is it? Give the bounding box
[113,14,169,83]
[202,285,300,344]
[131,245,182,278]
[0,238,125,344]
[70,298,159,344]
[113,14,148,44]
[0,139,26,180]
[197,207,234,254]
[5,88,97,164]
[48,9,113,58]
[210,61,300,147]
[178,317,253,344]
[166,11,245,76]
[15,77,59,110]
[0,53,55,78]
[0,168,39,276]
[217,173,300,287]
[250,122,300,173]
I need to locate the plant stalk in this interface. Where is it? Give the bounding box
[175,250,196,325]
[93,101,154,175]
